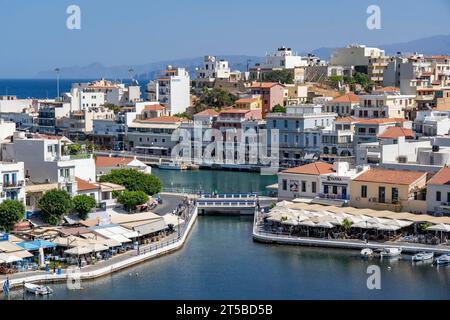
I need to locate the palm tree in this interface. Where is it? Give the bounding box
[341,218,353,239]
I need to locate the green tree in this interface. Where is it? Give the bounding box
[195,88,237,109]
[173,112,193,120]
[341,218,353,238]
[329,75,344,88]
[103,103,122,114]
[67,144,82,155]
[99,169,162,195]
[118,190,148,212]
[0,200,25,232]
[264,70,294,84]
[72,195,97,220]
[272,104,286,113]
[38,189,73,225]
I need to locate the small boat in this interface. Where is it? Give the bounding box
[412,252,434,262]
[159,162,187,170]
[435,254,450,265]
[380,247,402,258]
[360,248,373,258]
[24,283,54,295]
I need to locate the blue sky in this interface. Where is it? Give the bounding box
[1,0,450,77]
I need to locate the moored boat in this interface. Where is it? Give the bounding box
[380,247,402,258]
[159,162,187,170]
[412,252,434,262]
[360,248,373,258]
[435,254,450,265]
[24,283,54,295]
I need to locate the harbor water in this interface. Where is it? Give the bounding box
[5,170,450,300]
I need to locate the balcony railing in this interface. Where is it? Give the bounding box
[1,181,25,189]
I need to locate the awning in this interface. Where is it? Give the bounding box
[17,240,57,251]
[0,253,22,263]
[135,146,168,150]
[0,241,25,253]
[162,214,185,228]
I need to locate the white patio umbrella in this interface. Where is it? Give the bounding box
[88,243,109,252]
[377,224,401,231]
[315,221,334,229]
[426,224,450,232]
[298,220,316,227]
[64,246,92,255]
[281,219,299,226]
[53,236,89,248]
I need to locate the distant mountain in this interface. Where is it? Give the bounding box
[35,35,450,79]
[301,35,450,60]
[35,55,264,80]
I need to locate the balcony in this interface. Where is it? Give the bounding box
[1,181,25,189]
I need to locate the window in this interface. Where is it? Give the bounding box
[447,192,450,203]
[379,186,386,203]
[332,186,338,195]
[312,182,316,193]
[284,120,288,128]
[436,191,441,202]
[282,179,287,191]
[361,185,367,198]
[392,187,399,202]
[301,181,306,192]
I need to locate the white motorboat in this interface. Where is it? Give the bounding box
[360,248,374,258]
[380,247,402,258]
[412,252,434,262]
[435,254,450,265]
[159,162,187,170]
[24,283,54,295]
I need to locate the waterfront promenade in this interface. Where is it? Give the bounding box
[0,204,198,292]
[252,208,450,255]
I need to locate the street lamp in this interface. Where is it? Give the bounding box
[137,231,141,255]
[177,214,181,239]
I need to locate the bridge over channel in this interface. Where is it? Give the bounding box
[196,193,259,215]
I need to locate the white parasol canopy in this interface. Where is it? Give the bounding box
[0,253,22,263]
[426,223,450,232]
[64,246,92,255]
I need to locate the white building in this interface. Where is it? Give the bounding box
[0,119,16,142]
[0,96,34,113]
[195,56,231,88]
[426,167,450,216]
[260,47,307,69]
[354,91,415,119]
[0,132,96,195]
[414,110,450,136]
[330,44,385,69]
[155,66,190,115]
[0,161,26,205]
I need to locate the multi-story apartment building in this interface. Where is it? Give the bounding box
[266,105,337,166]
[249,47,307,83]
[0,95,34,113]
[194,56,231,88]
[354,91,415,119]
[0,119,16,142]
[59,107,115,141]
[0,161,26,205]
[249,82,285,117]
[126,116,186,156]
[36,100,71,135]
[320,117,358,163]
[354,118,411,144]
[329,44,386,76]
[155,67,190,115]
[414,110,450,136]
[0,132,95,195]
[69,79,141,108]
[0,107,38,132]
[324,92,359,116]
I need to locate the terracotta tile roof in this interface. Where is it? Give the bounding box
[353,168,426,185]
[334,116,362,123]
[144,104,165,111]
[95,156,133,168]
[142,116,185,123]
[76,177,100,192]
[250,82,282,89]
[355,118,408,125]
[330,92,359,103]
[236,98,260,104]
[281,161,334,175]
[377,127,415,139]
[195,109,219,116]
[427,167,450,185]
